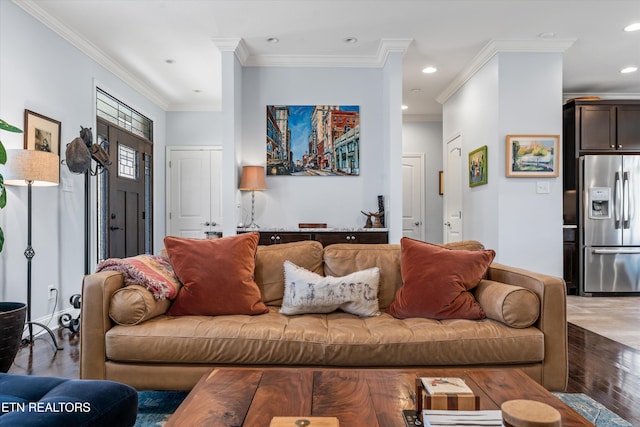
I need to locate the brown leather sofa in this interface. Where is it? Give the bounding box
[80,241,567,391]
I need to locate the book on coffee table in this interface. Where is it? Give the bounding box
[422,410,503,427]
[421,377,474,395]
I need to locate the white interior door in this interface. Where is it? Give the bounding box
[402,154,425,240]
[167,147,222,238]
[445,135,463,242]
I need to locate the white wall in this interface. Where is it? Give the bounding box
[402,120,444,243]
[0,2,166,322]
[442,52,563,276]
[166,111,223,146]
[239,66,388,230]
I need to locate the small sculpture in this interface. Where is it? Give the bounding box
[361,211,373,228]
[370,211,384,228]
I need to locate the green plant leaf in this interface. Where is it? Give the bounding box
[0,140,6,164]
[0,119,22,133]
[0,227,4,253]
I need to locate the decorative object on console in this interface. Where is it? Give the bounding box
[24,109,61,155]
[361,211,373,228]
[387,238,494,320]
[506,134,560,178]
[1,149,62,350]
[164,232,269,316]
[377,195,385,227]
[239,165,267,229]
[266,105,360,176]
[370,211,384,228]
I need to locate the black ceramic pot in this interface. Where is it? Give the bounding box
[0,302,26,372]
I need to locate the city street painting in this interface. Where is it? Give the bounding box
[506,134,560,178]
[266,105,360,176]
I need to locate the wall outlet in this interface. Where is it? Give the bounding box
[48,285,56,300]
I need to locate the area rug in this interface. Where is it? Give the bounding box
[553,392,632,426]
[135,391,631,427]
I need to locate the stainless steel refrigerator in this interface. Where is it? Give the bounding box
[582,155,640,293]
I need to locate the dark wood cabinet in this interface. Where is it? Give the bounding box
[239,229,388,246]
[562,227,578,295]
[616,105,640,150]
[578,105,615,151]
[313,232,387,246]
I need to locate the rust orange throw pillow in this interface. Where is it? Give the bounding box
[165,232,268,316]
[387,238,495,320]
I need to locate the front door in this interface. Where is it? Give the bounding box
[97,118,153,259]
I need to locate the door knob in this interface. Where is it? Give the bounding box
[444,221,451,228]
[110,226,121,231]
[414,221,420,226]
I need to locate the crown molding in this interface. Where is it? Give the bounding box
[437,38,576,105]
[243,38,413,68]
[211,37,250,64]
[13,0,170,110]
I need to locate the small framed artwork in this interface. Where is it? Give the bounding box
[24,109,61,155]
[438,170,444,195]
[469,145,488,187]
[506,134,560,178]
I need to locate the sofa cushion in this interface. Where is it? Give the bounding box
[280,261,380,316]
[164,232,268,316]
[255,240,324,306]
[475,280,540,328]
[323,244,401,309]
[387,238,495,320]
[104,308,544,367]
[109,285,171,326]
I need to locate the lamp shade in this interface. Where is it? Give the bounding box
[1,149,59,186]
[239,165,266,191]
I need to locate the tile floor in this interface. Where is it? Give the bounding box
[566,295,640,350]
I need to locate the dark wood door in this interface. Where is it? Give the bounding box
[579,105,615,150]
[616,105,640,151]
[98,120,153,258]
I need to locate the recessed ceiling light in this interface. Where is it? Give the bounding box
[538,32,556,39]
[165,59,176,64]
[343,37,358,44]
[194,89,203,93]
[410,88,422,94]
[422,66,437,74]
[266,37,279,43]
[624,23,640,32]
[401,105,409,110]
[621,66,638,74]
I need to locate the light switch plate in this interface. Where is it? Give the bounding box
[536,181,550,194]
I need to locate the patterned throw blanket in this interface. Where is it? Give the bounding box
[96,255,181,300]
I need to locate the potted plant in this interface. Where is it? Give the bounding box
[0,118,27,372]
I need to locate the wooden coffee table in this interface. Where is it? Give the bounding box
[165,367,593,427]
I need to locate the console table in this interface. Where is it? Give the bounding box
[237,228,389,246]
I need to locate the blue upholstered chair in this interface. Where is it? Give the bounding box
[0,373,137,426]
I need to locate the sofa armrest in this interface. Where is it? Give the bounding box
[486,263,567,391]
[80,271,125,380]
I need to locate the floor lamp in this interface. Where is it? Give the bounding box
[239,165,267,229]
[2,149,62,350]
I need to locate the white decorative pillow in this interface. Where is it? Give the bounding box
[281,260,380,317]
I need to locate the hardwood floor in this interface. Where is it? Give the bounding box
[7,324,640,426]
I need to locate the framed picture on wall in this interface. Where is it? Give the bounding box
[266,105,360,176]
[469,145,488,187]
[24,109,61,155]
[506,134,560,178]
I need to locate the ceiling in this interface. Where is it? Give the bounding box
[15,0,640,119]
